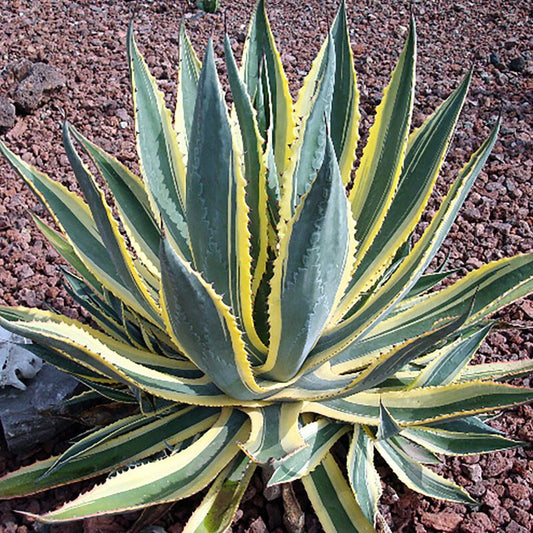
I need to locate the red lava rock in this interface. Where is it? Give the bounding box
[509,506,532,529]
[506,482,530,501]
[482,488,501,508]
[14,62,66,112]
[246,516,268,533]
[484,454,512,477]
[506,520,529,533]
[468,482,486,498]
[520,299,533,319]
[460,512,495,533]
[82,516,125,532]
[421,511,463,531]
[517,421,533,441]
[488,506,510,527]
[0,96,16,131]
[462,463,482,482]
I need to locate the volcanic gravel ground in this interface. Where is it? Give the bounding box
[0,0,532,531]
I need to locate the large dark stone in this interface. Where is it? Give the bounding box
[14,62,65,112]
[509,56,526,72]
[0,363,79,453]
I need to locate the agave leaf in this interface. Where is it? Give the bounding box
[349,18,416,267]
[63,123,161,325]
[23,342,113,386]
[377,402,402,440]
[30,214,101,292]
[43,405,215,478]
[312,122,500,370]
[38,409,249,522]
[329,0,360,184]
[265,115,281,234]
[402,426,523,456]
[175,22,202,155]
[403,268,459,301]
[186,40,239,301]
[408,322,493,388]
[389,434,441,464]
[0,140,163,326]
[68,125,161,275]
[78,380,137,404]
[268,418,349,485]
[0,406,218,499]
[160,237,277,401]
[332,253,533,374]
[225,34,269,293]
[293,0,360,184]
[186,41,265,356]
[62,270,131,343]
[269,361,354,401]
[183,452,255,533]
[0,307,129,386]
[337,306,470,397]
[347,425,382,527]
[306,381,533,425]
[374,436,476,504]
[334,72,473,323]
[238,403,306,464]
[262,135,354,381]
[281,37,335,221]
[425,416,504,435]
[282,317,471,400]
[127,25,190,261]
[301,453,375,533]
[459,359,533,382]
[241,0,294,174]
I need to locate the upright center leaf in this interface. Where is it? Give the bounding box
[186,40,237,307]
[263,135,353,382]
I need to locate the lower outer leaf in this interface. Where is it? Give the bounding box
[331,253,533,374]
[347,425,381,527]
[301,453,375,533]
[238,403,306,464]
[183,452,256,533]
[268,418,349,485]
[305,381,533,426]
[0,406,218,499]
[39,409,249,522]
[402,427,523,456]
[374,436,476,504]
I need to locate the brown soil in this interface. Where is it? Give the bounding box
[0,1,532,532]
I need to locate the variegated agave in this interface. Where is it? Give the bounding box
[0,1,532,531]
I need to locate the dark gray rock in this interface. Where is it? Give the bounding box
[0,96,15,130]
[0,363,79,453]
[14,62,65,112]
[509,56,526,72]
[489,52,505,70]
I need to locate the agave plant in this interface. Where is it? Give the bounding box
[0,1,532,531]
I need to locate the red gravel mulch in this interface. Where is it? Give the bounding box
[0,1,532,532]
